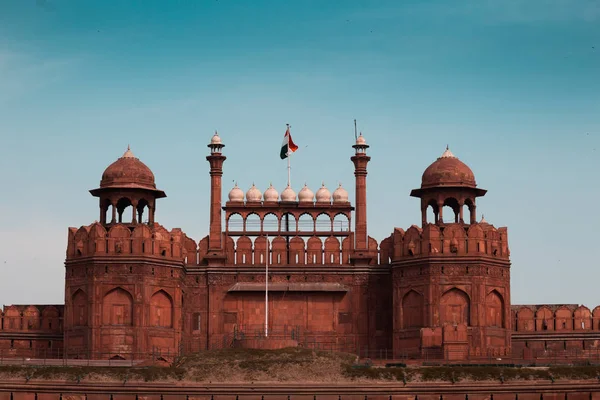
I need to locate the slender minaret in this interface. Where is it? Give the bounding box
[351,132,370,251]
[207,132,226,253]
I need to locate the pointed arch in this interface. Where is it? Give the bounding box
[227,213,243,231]
[298,213,314,232]
[315,213,332,232]
[536,306,554,331]
[555,307,573,331]
[485,290,504,328]
[574,305,592,330]
[102,287,133,326]
[72,289,88,327]
[516,306,534,332]
[245,213,261,232]
[402,290,424,328]
[150,290,173,328]
[23,306,40,331]
[440,288,470,326]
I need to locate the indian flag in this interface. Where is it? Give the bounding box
[280,127,299,159]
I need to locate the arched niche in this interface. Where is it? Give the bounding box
[574,306,592,330]
[23,306,40,331]
[402,290,424,329]
[535,307,554,331]
[102,287,133,326]
[72,289,88,327]
[150,290,173,328]
[555,307,573,331]
[516,307,534,332]
[440,288,470,326]
[485,290,504,328]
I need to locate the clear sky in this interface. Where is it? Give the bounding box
[0,0,598,307]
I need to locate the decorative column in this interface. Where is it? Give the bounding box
[206,132,226,253]
[351,133,370,251]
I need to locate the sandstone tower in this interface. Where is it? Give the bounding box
[389,147,511,359]
[64,147,184,359]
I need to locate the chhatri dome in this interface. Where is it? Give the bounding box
[228,183,244,202]
[280,184,297,202]
[332,183,349,203]
[100,146,157,190]
[210,131,223,145]
[315,182,332,203]
[263,183,279,202]
[356,132,367,146]
[420,146,477,189]
[298,184,314,203]
[246,184,262,202]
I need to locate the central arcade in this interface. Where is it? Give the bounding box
[201,132,390,351]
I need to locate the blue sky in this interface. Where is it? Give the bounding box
[0,0,598,306]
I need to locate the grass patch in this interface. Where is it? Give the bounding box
[0,349,599,383]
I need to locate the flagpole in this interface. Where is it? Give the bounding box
[286,124,291,187]
[265,234,269,338]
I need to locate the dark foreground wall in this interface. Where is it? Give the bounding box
[2,381,600,399]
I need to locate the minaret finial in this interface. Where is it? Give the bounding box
[127,144,130,151]
[446,144,449,150]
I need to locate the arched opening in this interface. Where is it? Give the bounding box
[110,355,126,360]
[333,213,350,232]
[72,290,88,327]
[440,288,470,326]
[102,287,133,326]
[150,290,174,328]
[245,213,261,232]
[137,199,149,224]
[227,213,243,231]
[315,213,332,231]
[263,213,278,231]
[402,290,424,328]
[102,198,113,224]
[116,197,133,224]
[426,199,438,224]
[485,290,504,328]
[298,213,314,232]
[442,197,460,223]
[281,213,297,232]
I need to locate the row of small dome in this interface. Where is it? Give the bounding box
[228,183,349,203]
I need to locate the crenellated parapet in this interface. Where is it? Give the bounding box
[184,233,382,267]
[383,220,509,264]
[66,221,191,261]
[512,304,600,332]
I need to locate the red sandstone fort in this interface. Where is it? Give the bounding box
[0,133,597,362]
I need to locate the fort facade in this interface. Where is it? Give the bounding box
[1,133,598,361]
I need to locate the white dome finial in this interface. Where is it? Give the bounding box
[122,145,136,159]
[440,145,456,159]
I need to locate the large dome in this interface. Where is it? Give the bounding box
[421,147,476,189]
[100,147,157,190]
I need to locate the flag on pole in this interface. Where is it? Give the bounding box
[280,127,298,159]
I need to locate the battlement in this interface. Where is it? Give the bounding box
[66,222,191,261]
[381,221,510,263]
[512,304,600,332]
[0,304,63,333]
[184,233,381,266]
